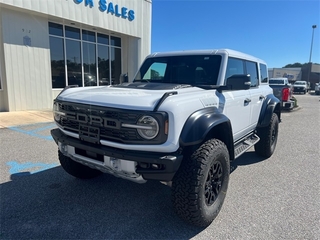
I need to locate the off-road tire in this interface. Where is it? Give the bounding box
[171,139,230,227]
[254,113,279,158]
[58,151,102,179]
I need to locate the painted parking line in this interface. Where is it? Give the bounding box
[8,123,55,141]
[7,161,58,175]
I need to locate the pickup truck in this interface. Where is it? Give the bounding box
[269,78,294,110]
[293,80,308,94]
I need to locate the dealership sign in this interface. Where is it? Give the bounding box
[74,0,135,21]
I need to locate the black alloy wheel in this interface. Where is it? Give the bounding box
[205,161,223,206]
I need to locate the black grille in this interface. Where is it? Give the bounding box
[55,101,167,144]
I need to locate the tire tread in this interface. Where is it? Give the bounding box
[171,139,229,227]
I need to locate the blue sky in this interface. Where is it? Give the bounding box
[151,0,320,68]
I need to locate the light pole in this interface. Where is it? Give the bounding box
[309,25,317,63]
[307,25,317,88]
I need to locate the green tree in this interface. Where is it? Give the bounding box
[282,62,308,68]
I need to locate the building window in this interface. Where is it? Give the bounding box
[66,39,82,86]
[111,47,122,85]
[83,30,96,42]
[49,22,63,37]
[65,26,80,40]
[83,42,97,86]
[49,36,66,88]
[49,22,122,89]
[98,44,110,85]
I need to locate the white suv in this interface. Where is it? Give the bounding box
[51,49,281,227]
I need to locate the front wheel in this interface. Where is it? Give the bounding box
[171,139,230,227]
[254,113,279,158]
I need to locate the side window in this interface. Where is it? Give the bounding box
[225,58,244,82]
[143,62,167,80]
[259,63,268,83]
[245,61,259,87]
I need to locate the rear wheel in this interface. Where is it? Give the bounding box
[171,139,230,227]
[255,113,279,158]
[58,151,102,179]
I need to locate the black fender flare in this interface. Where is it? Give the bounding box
[258,94,281,128]
[179,107,234,158]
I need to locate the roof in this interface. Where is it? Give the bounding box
[148,49,266,64]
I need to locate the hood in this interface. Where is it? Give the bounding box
[56,83,202,111]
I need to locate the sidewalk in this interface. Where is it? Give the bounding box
[0,110,53,128]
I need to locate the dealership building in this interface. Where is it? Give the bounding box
[269,63,320,88]
[0,0,151,111]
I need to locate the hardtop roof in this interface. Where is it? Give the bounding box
[148,49,266,64]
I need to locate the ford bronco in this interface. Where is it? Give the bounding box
[51,49,281,227]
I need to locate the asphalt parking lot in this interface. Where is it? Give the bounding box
[1,93,319,239]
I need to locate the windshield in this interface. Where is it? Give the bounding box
[134,55,222,85]
[269,79,285,85]
[294,81,306,85]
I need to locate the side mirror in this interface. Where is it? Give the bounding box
[225,74,251,90]
[119,73,128,84]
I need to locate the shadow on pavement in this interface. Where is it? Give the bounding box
[1,166,204,239]
[230,152,267,173]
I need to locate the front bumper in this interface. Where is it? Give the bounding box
[293,87,306,93]
[51,128,183,182]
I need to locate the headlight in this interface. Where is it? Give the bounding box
[137,116,159,140]
[53,102,65,121]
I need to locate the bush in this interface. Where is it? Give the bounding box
[292,96,298,108]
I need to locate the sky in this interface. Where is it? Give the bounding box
[151,0,320,68]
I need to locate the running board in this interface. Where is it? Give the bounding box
[234,134,260,159]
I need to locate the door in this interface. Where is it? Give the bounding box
[245,61,264,130]
[222,58,251,141]
[223,90,252,141]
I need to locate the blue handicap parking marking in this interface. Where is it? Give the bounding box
[7,161,58,175]
[8,123,55,141]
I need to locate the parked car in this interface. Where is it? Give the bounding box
[269,78,294,110]
[315,83,320,95]
[293,81,308,94]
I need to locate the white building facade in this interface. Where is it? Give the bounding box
[0,0,152,111]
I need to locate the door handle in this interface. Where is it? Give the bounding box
[244,98,251,104]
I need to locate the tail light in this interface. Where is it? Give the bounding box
[282,88,290,101]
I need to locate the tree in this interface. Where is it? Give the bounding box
[282,62,307,68]
[283,62,320,68]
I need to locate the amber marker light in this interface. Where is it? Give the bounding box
[165,120,169,135]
